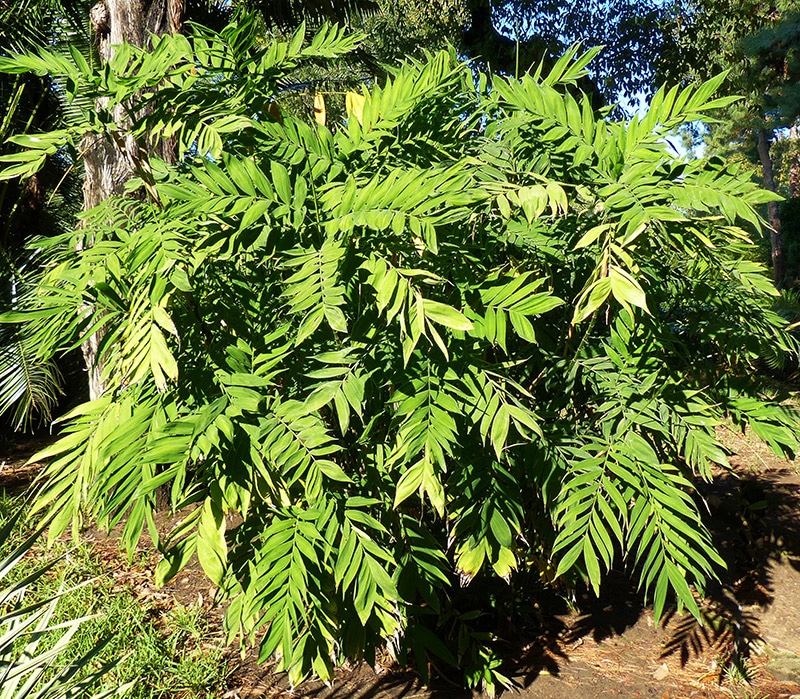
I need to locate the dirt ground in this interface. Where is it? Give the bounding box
[3,426,800,699]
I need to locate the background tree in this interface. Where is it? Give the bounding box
[745,12,800,286]
[659,0,800,285]
[248,0,676,108]
[466,0,668,104]
[0,0,89,432]
[79,0,186,399]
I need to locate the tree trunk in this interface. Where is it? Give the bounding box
[82,0,183,399]
[789,124,800,199]
[756,128,786,287]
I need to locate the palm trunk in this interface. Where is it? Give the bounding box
[756,128,786,287]
[82,0,183,399]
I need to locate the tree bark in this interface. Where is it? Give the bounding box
[789,124,800,199]
[756,128,786,287]
[82,0,183,399]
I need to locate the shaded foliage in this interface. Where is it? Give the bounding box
[0,1,88,432]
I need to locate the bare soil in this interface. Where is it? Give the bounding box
[3,426,800,699]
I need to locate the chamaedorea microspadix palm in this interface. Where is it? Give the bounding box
[0,19,798,694]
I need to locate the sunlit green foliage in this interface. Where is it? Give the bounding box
[0,17,798,694]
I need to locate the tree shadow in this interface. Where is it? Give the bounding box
[500,466,800,689]
[229,662,460,699]
[505,618,570,688]
[303,669,430,699]
[228,468,800,697]
[658,470,800,669]
[561,571,645,646]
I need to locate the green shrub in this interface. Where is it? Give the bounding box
[1,19,798,693]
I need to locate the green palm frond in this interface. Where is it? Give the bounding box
[0,0,89,54]
[0,247,64,432]
[0,328,62,431]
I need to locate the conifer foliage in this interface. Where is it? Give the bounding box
[0,17,798,693]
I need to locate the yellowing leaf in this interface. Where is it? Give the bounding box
[491,546,517,579]
[346,91,365,124]
[313,92,326,126]
[456,538,488,578]
[545,182,568,215]
[572,277,612,324]
[152,304,178,337]
[609,265,650,315]
[574,223,612,250]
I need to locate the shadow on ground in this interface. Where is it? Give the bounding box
[229,465,800,697]
[659,470,800,669]
[4,432,800,697]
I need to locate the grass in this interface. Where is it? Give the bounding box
[0,492,235,699]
